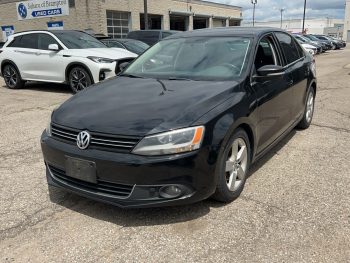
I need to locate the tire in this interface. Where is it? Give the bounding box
[68,66,92,94]
[297,87,315,129]
[2,64,25,89]
[212,128,251,203]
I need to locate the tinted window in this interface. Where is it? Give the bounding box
[255,36,279,69]
[38,34,59,50]
[127,31,160,45]
[161,32,174,39]
[7,36,22,47]
[275,32,301,65]
[20,34,38,49]
[123,40,149,54]
[105,41,124,49]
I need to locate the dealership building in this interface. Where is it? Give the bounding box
[0,0,242,41]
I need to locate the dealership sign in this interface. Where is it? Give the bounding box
[16,0,69,21]
[1,25,15,42]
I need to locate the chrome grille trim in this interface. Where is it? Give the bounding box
[51,123,141,152]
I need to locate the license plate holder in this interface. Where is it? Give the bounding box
[65,156,97,184]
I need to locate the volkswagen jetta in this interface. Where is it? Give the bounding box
[41,27,317,208]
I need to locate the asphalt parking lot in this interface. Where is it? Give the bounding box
[0,48,349,262]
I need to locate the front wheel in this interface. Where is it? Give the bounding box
[212,129,251,203]
[3,64,25,89]
[69,66,92,94]
[297,88,315,129]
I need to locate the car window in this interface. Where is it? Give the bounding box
[128,31,159,45]
[7,36,22,48]
[123,40,149,54]
[161,32,173,39]
[275,32,302,65]
[255,36,279,70]
[106,41,124,48]
[124,36,251,81]
[53,31,106,49]
[20,34,38,49]
[38,34,60,50]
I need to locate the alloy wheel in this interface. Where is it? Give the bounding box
[225,138,248,192]
[306,91,314,123]
[70,69,89,92]
[3,65,18,88]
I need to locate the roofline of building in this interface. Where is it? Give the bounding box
[173,0,242,11]
[243,18,344,24]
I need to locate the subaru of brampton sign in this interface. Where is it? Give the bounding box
[16,0,69,21]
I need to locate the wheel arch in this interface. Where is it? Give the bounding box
[65,62,95,84]
[1,60,21,77]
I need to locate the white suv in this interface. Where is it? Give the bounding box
[0,30,137,93]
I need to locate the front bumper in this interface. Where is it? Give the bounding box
[41,132,217,208]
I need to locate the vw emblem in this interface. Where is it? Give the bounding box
[18,3,27,19]
[76,131,91,150]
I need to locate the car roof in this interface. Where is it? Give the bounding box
[12,30,90,37]
[166,27,287,39]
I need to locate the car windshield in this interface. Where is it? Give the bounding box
[54,31,107,49]
[305,35,320,41]
[123,40,150,54]
[124,37,251,81]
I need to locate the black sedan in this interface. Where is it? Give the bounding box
[41,27,317,208]
[101,38,150,55]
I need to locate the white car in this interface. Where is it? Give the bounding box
[300,43,317,56]
[0,30,137,93]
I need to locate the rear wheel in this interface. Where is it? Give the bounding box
[297,88,315,129]
[68,66,92,93]
[212,129,251,203]
[3,64,25,89]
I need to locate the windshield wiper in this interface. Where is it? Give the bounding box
[167,77,195,81]
[120,73,144,78]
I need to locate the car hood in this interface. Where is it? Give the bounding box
[52,77,239,136]
[62,48,137,59]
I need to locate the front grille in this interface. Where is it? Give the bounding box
[51,123,141,153]
[48,165,134,198]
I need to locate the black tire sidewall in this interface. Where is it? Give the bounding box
[213,128,251,202]
[69,66,92,94]
[3,64,24,89]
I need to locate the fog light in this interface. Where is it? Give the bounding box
[99,72,106,81]
[159,185,183,199]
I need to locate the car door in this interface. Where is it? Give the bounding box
[275,32,309,122]
[31,33,66,82]
[252,34,295,154]
[9,33,39,80]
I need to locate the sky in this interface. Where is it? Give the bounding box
[208,0,346,22]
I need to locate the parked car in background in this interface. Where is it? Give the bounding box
[293,34,323,53]
[303,34,332,50]
[127,30,180,45]
[102,38,150,55]
[41,27,317,208]
[312,35,340,50]
[328,36,346,47]
[300,42,317,55]
[0,30,137,93]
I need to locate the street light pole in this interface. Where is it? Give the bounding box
[280,8,285,28]
[144,0,149,30]
[302,0,307,33]
[251,0,257,27]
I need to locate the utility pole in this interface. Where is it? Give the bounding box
[280,8,285,28]
[144,0,148,30]
[251,0,257,26]
[302,0,307,33]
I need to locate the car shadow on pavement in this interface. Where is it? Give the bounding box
[48,129,297,227]
[22,82,72,94]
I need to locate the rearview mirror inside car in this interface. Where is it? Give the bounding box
[48,44,59,51]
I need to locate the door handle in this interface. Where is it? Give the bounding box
[288,79,294,86]
[35,51,41,55]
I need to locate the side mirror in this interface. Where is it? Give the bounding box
[115,58,134,74]
[119,62,130,72]
[256,65,284,79]
[48,44,59,51]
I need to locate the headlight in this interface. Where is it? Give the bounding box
[132,126,205,156]
[87,56,115,63]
